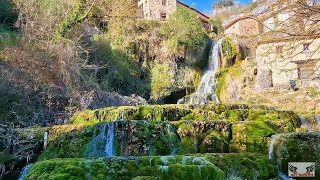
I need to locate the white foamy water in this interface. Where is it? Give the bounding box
[105,123,114,157]
[268,135,277,160]
[189,39,224,105]
[315,116,320,126]
[18,164,32,180]
[299,116,311,132]
[269,134,294,180]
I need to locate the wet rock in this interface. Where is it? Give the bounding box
[272,132,320,178]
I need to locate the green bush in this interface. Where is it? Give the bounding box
[150,63,174,100]
[161,7,207,55]
[209,18,224,35]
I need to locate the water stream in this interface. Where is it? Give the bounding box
[268,134,293,180]
[84,122,115,157]
[316,116,320,126]
[299,116,311,132]
[105,122,114,157]
[189,39,224,105]
[18,164,32,180]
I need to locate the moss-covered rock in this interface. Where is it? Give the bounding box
[40,105,303,157]
[230,110,300,153]
[272,132,320,179]
[24,154,277,180]
[39,121,182,160]
[70,105,193,124]
[176,120,231,153]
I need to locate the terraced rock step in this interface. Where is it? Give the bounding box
[5,104,318,179]
[22,154,277,180]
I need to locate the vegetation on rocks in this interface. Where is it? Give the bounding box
[24,154,277,180]
[271,132,320,177]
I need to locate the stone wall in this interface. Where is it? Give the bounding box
[225,17,260,36]
[139,0,177,20]
[256,37,320,89]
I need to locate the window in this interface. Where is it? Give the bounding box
[162,0,168,6]
[276,45,283,54]
[160,12,167,21]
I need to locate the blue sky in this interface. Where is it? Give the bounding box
[179,0,253,14]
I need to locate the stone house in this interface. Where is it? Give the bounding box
[137,0,211,30]
[255,36,320,89]
[224,15,261,36]
[224,0,312,36]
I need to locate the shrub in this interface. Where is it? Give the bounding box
[161,7,207,55]
[150,63,174,100]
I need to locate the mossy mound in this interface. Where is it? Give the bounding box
[229,110,300,153]
[70,104,300,125]
[272,132,320,178]
[24,154,277,180]
[39,121,182,160]
[37,104,303,159]
[70,105,193,124]
[176,120,231,153]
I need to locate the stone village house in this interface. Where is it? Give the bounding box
[223,0,320,90]
[137,0,211,31]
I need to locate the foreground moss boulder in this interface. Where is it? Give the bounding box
[271,132,320,178]
[176,120,231,153]
[229,110,300,153]
[24,154,277,180]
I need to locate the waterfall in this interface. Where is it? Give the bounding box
[268,134,293,180]
[189,39,224,105]
[268,135,277,160]
[105,122,114,157]
[315,116,320,126]
[84,122,114,157]
[18,164,32,180]
[299,116,311,132]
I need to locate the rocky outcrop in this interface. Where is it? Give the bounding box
[271,132,320,178]
[3,104,309,179]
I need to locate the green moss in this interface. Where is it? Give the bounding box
[177,120,231,153]
[221,37,241,67]
[39,125,95,160]
[273,132,320,177]
[25,159,87,180]
[26,154,277,180]
[55,0,87,38]
[70,105,193,124]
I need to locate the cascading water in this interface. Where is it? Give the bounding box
[299,116,311,132]
[105,122,114,157]
[18,164,32,180]
[268,134,293,180]
[84,122,114,157]
[315,116,320,126]
[268,135,277,160]
[189,39,224,105]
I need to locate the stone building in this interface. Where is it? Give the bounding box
[138,0,177,21]
[256,36,320,89]
[224,15,261,36]
[224,0,312,36]
[138,0,211,30]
